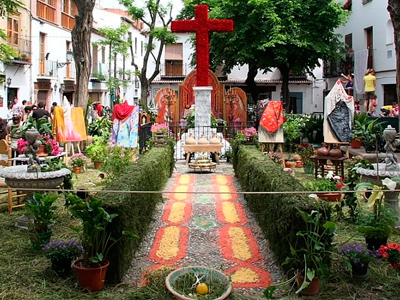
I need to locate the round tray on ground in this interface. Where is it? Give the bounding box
[166,266,232,300]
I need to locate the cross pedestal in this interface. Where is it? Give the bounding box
[193,86,212,139]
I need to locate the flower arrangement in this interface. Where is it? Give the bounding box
[378,243,400,269]
[305,171,345,192]
[236,127,258,143]
[69,153,89,168]
[266,151,283,164]
[43,239,84,265]
[294,143,315,166]
[338,243,374,269]
[151,123,169,135]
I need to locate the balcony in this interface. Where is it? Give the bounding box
[7,37,32,64]
[324,53,354,78]
[37,1,56,24]
[37,59,58,78]
[61,12,75,30]
[160,62,189,78]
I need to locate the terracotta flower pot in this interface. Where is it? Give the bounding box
[351,139,362,149]
[72,166,81,174]
[37,145,48,157]
[295,161,303,168]
[73,259,109,291]
[296,274,321,296]
[93,161,103,169]
[317,192,342,202]
[285,161,296,168]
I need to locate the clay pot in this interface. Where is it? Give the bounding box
[72,166,81,174]
[295,161,303,168]
[317,192,342,202]
[316,144,329,156]
[296,275,321,296]
[328,145,342,157]
[285,161,296,168]
[292,154,301,161]
[73,259,109,291]
[209,133,220,144]
[351,139,362,149]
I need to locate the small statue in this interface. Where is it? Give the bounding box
[383,125,400,171]
[24,128,42,172]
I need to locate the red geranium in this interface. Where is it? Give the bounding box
[378,243,400,269]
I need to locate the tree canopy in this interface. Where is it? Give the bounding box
[180,0,348,109]
[120,0,178,110]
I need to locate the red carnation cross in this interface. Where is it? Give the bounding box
[171,4,234,86]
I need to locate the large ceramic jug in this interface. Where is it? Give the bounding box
[316,143,329,156]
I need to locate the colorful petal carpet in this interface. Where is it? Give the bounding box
[131,162,278,293]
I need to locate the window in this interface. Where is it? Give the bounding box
[39,33,46,75]
[386,20,394,45]
[345,34,352,51]
[7,17,19,46]
[37,0,56,23]
[135,37,137,54]
[101,47,105,64]
[362,0,372,4]
[92,45,98,73]
[165,43,183,76]
[141,41,143,56]
[365,26,374,68]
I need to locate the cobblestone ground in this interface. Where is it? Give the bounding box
[124,160,285,298]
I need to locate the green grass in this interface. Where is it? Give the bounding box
[1,164,400,299]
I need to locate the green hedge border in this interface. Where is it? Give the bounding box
[232,143,331,272]
[97,144,175,283]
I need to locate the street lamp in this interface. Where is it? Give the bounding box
[57,50,73,68]
[59,83,65,93]
[6,77,12,88]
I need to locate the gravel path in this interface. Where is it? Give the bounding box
[124,160,285,298]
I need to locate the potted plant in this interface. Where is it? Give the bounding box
[355,179,399,251]
[282,208,337,295]
[378,242,400,270]
[266,151,283,165]
[294,143,315,174]
[65,193,137,291]
[85,135,109,168]
[352,112,383,151]
[69,153,89,174]
[24,193,58,250]
[304,171,346,202]
[43,239,83,276]
[338,243,375,277]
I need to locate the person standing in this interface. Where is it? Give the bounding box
[32,102,52,122]
[363,69,376,114]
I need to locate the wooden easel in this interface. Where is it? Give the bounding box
[261,142,285,168]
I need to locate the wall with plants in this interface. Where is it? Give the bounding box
[233,144,332,271]
[97,144,175,282]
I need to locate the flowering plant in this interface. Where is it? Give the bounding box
[378,243,400,269]
[236,127,258,143]
[69,153,89,168]
[339,243,374,268]
[43,239,84,263]
[305,170,345,192]
[266,151,283,164]
[294,143,315,166]
[38,134,60,156]
[17,139,29,155]
[102,146,135,180]
[151,123,169,135]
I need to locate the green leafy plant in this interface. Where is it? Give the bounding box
[65,193,138,267]
[304,171,345,192]
[69,153,89,168]
[355,178,399,239]
[24,193,58,234]
[21,116,52,136]
[352,112,384,152]
[300,114,324,144]
[85,135,109,163]
[88,116,112,137]
[294,143,315,166]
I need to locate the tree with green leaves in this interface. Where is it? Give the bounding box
[71,0,96,109]
[180,0,348,110]
[93,24,131,105]
[119,0,178,111]
[0,0,23,62]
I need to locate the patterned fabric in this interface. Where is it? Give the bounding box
[259,101,286,134]
[70,107,87,141]
[112,105,139,148]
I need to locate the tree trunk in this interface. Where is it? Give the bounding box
[244,65,259,103]
[388,1,400,133]
[71,0,96,110]
[279,65,291,111]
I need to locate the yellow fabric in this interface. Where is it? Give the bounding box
[71,107,87,141]
[52,106,66,143]
[364,74,376,92]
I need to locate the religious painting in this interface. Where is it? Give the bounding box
[224,87,247,128]
[154,88,178,125]
[179,69,224,121]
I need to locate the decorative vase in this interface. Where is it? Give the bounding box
[93,161,103,169]
[185,133,197,145]
[304,164,314,174]
[317,192,342,202]
[351,262,369,278]
[37,145,48,157]
[328,144,342,157]
[366,237,388,251]
[296,274,321,296]
[198,134,209,144]
[210,133,220,144]
[351,139,362,149]
[73,259,109,291]
[284,161,295,168]
[316,143,329,156]
[72,166,81,174]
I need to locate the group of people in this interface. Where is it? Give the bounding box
[88,102,111,122]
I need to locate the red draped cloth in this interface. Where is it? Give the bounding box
[112,101,135,122]
[97,104,103,117]
[259,101,286,133]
